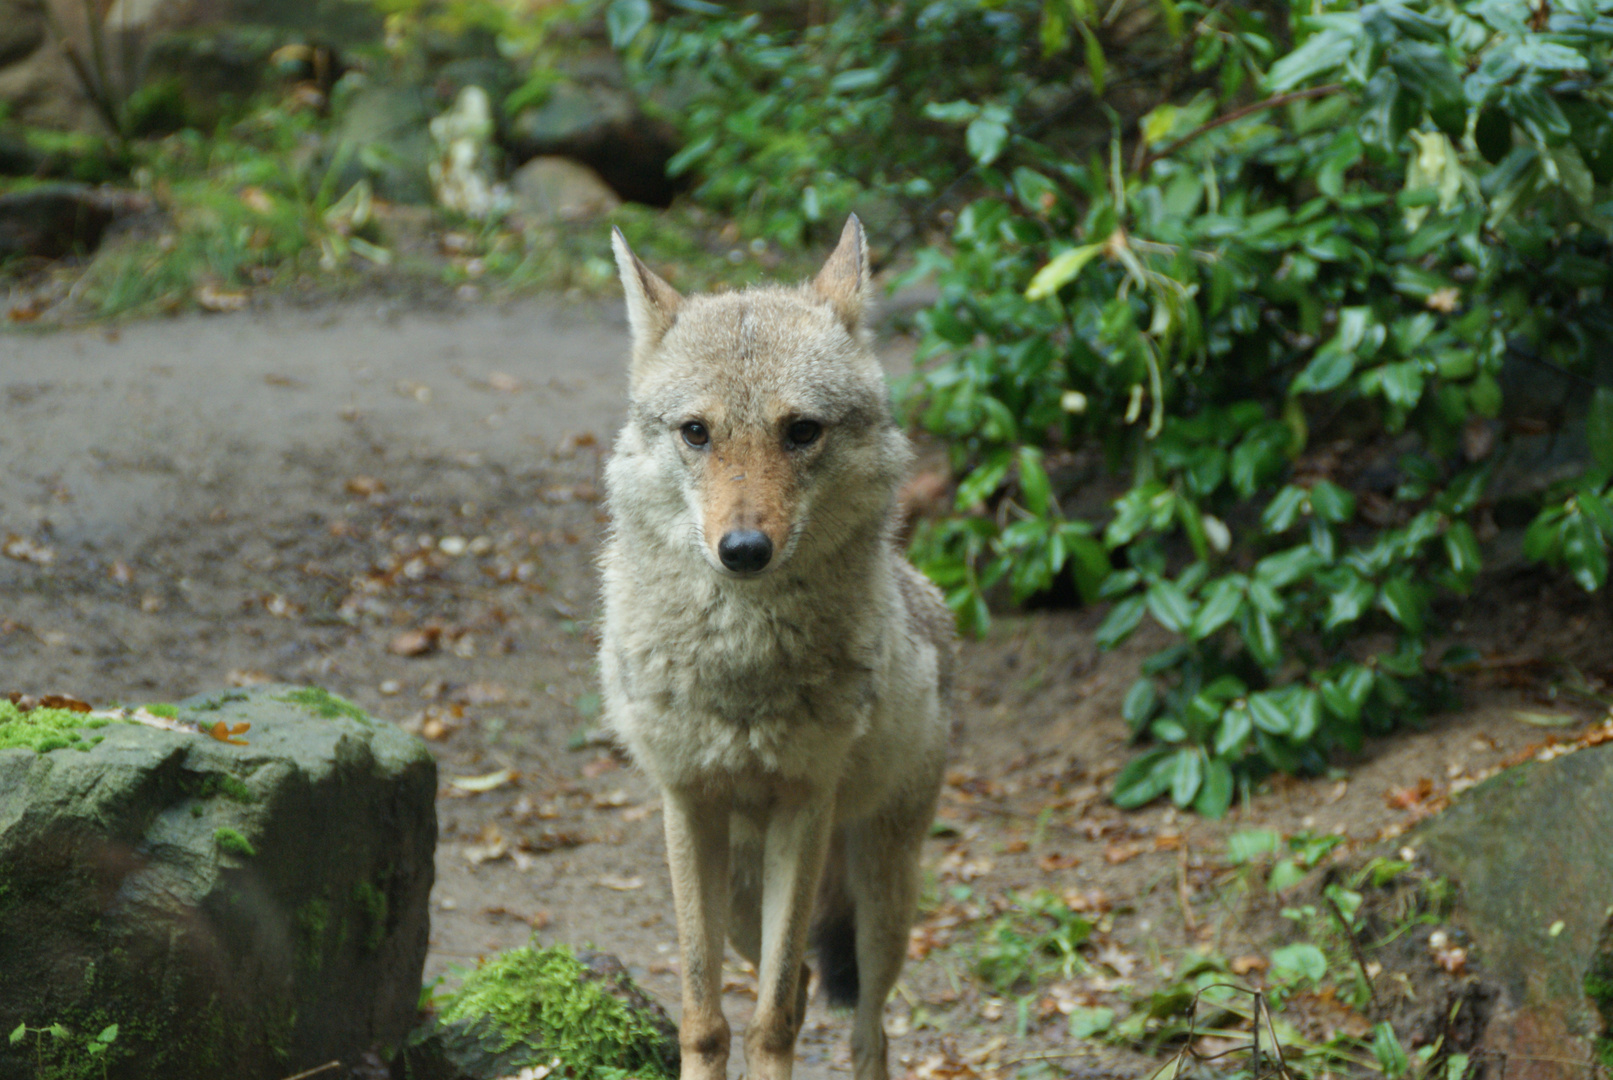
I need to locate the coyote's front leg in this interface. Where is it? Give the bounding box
[744,791,834,1080]
[664,789,733,1080]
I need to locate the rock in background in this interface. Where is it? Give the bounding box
[0,685,436,1080]
[1416,741,1613,1078]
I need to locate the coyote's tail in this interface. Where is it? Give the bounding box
[812,903,859,1007]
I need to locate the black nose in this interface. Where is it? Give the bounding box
[718,529,773,573]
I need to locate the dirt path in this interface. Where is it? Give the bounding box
[2,301,1595,1077]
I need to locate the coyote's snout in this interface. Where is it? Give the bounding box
[597,217,955,1080]
[689,415,806,575]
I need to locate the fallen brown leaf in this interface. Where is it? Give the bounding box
[1230,954,1269,976]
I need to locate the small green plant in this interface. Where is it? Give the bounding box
[972,889,1092,992]
[8,1020,119,1080]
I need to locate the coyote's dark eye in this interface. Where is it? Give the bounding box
[681,421,710,448]
[786,420,822,448]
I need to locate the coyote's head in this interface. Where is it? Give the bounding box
[608,217,910,577]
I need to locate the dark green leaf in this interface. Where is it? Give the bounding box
[1445,520,1482,580]
[1146,579,1195,633]
[1373,1022,1410,1079]
[1170,748,1203,807]
[1588,388,1613,473]
[1292,343,1355,394]
[1378,576,1426,634]
[1195,757,1234,818]
[1321,665,1374,721]
[1017,446,1052,516]
[1247,692,1293,735]
[605,0,652,48]
[1325,571,1375,629]
[1563,513,1609,591]
[829,67,884,93]
[1190,577,1245,640]
[1096,595,1147,650]
[1255,545,1324,589]
[1111,748,1173,808]
[1242,608,1282,669]
[1292,688,1323,741]
[1309,480,1356,524]
[1214,704,1253,756]
[1226,828,1281,864]
[1123,678,1158,733]
[967,115,1010,166]
[1262,485,1308,534]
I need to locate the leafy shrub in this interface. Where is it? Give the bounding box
[904,0,1613,814]
[613,0,1123,246]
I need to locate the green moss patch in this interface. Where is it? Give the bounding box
[437,945,675,1078]
[0,702,123,754]
[275,687,370,725]
[212,828,256,859]
[295,900,330,972]
[353,881,388,954]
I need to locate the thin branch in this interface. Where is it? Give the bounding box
[277,1062,342,1080]
[1136,83,1343,173]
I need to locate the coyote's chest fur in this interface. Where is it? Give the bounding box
[601,539,888,786]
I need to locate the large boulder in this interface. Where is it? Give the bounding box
[0,685,436,1080]
[1414,740,1613,1077]
[510,156,620,223]
[504,49,678,207]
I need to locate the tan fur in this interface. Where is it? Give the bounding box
[600,217,955,1080]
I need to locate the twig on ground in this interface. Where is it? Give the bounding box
[278,1062,342,1080]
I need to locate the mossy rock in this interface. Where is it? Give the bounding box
[400,945,679,1080]
[1415,743,1613,1077]
[0,685,437,1080]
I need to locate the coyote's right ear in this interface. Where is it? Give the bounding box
[612,228,682,358]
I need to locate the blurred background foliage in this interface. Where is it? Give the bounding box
[7,0,1613,813]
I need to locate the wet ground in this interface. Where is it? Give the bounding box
[4,299,1607,1077]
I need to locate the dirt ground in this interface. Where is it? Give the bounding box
[4,298,1611,1078]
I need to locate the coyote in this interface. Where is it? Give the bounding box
[598,217,954,1080]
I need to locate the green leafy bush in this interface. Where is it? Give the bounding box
[614,0,1128,246]
[901,0,1613,814]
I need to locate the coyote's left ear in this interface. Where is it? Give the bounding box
[612,227,682,357]
[813,214,870,332]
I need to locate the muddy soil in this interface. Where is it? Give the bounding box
[3,300,1609,1078]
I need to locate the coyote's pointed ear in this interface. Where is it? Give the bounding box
[813,214,870,332]
[612,227,682,354]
